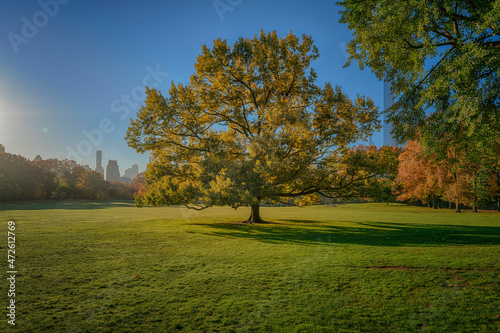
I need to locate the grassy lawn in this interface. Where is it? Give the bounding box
[0,201,499,332]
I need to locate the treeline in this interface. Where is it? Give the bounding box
[395,140,500,212]
[2,142,499,211]
[0,149,136,202]
[311,141,499,212]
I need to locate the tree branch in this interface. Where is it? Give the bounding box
[426,0,478,22]
[237,96,253,136]
[463,0,476,10]
[402,38,454,49]
[160,137,210,153]
[276,185,319,198]
[184,204,209,211]
[230,73,260,112]
[399,46,455,106]
[480,40,500,49]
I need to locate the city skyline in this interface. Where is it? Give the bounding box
[19,149,143,182]
[99,150,140,182]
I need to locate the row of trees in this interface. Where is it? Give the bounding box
[3,138,498,212]
[0,146,136,202]
[396,139,500,212]
[124,28,499,221]
[133,137,500,213]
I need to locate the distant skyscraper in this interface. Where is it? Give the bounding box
[132,164,139,179]
[95,151,104,176]
[124,167,133,180]
[383,80,397,147]
[106,160,120,181]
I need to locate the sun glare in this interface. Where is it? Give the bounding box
[0,94,19,149]
[0,110,8,143]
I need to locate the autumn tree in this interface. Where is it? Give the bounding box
[443,142,498,212]
[34,159,60,199]
[338,1,500,158]
[443,166,474,213]
[132,172,147,198]
[0,152,41,201]
[127,31,384,222]
[52,160,85,199]
[80,170,109,200]
[396,140,450,208]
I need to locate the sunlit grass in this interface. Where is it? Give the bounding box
[0,201,498,332]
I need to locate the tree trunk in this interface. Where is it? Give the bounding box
[432,195,438,209]
[455,201,461,213]
[472,205,478,213]
[244,204,266,223]
[497,196,500,212]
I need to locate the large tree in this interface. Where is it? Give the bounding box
[0,152,40,201]
[337,0,500,156]
[126,31,386,222]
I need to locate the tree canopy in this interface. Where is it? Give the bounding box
[126,31,388,222]
[338,0,500,155]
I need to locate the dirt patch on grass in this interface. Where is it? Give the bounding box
[343,266,500,273]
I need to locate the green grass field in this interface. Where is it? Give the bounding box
[0,201,499,332]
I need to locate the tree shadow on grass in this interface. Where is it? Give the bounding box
[0,200,135,211]
[193,220,500,247]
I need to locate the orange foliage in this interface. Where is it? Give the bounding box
[396,140,449,205]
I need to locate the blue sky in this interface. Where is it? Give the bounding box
[0,0,384,174]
